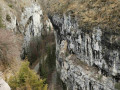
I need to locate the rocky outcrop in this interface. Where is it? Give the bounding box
[1,0,120,89]
[0,78,11,90]
[50,13,120,90]
[19,4,53,59]
[60,54,114,90]
[0,1,53,88]
[19,4,43,59]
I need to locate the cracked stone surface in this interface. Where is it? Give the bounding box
[50,14,120,90]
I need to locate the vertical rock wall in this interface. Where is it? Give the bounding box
[19,4,53,60]
[50,14,120,90]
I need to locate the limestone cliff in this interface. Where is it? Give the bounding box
[19,4,53,60]
[0,0,53,89]
[40,0,120,90]
[49,12,120,90]
[0,0,120,90]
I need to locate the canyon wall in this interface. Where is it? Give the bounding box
[1,0,120,90]
[49,13,120,90]
[0,0,53,61]
[19,3,52,60]
[0,1,53,89]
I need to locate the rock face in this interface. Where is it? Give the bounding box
[0,78,11,90]
[1,0,120,89]
[19,4,53,59]
[19,4,43,58]
[49,13,120,90]
[0,1,54,89]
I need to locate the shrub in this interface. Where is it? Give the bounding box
[97,74,103,81]
[39,44,56,79]
[8,60,48,90]
[6,14,11,22]
[26,33,55,64]
[115,82,120,90]
[46,45,56,71]
[0,8,4,28]
[8,4,13,8]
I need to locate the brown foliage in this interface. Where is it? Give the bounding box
[40,0,120,30]
[0,29,22,71]
[28,33,55,64]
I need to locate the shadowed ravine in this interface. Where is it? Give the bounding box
[33,61,64,90]
[0,0,120,90]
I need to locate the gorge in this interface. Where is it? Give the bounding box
[0,0,120,90]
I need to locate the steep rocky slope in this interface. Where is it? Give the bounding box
[41,0,120,30]
[0,0,120,90]
[45,0,120,90]
[0,0,54,89]
[0,0,53,63]
[49,14,118,90]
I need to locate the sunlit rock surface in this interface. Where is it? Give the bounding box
[50,13,120,90]
[20,4,53,59]
[0,78,11,90]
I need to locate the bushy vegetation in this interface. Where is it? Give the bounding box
[27,36,40,64]
[115,82,120,90]
[6,14,11,22]
[40,0,120,30]
[46,45,56,71]
[97,74,103,81]
[8,4,13,8]
[0,8,4,28]
[22,30,56,86]
[40,44,56,78]
[8,60,48,90]
[26,33,55,65]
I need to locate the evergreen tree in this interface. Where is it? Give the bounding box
[8,60,47,90]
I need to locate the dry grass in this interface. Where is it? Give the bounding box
[40,0,120,30]
[0,29,23,73]
[0,0,33,22]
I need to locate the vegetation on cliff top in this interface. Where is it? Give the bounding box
[115,82,120,90]
[40,0,120,30]
[0,8,4,28]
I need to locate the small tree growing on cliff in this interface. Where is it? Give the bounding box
[8,60,48,90]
